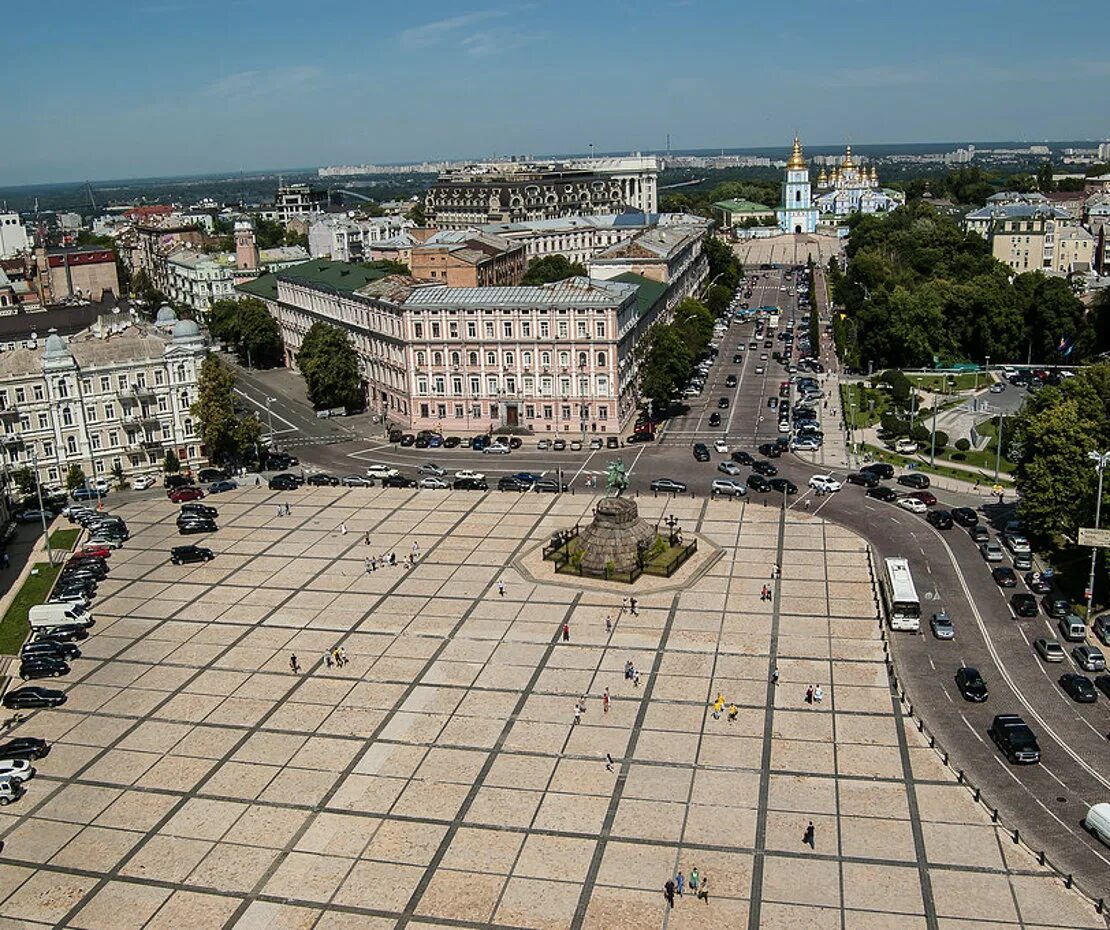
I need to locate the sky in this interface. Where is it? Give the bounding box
[3,0,1109,186]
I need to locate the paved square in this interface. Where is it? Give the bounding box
[0,487,1099,929]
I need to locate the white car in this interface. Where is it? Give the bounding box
[87,535,125,549]
[454,470,486,482]
[131,474,158,491]
[809,474,842,493]
[897,496,928,514]
[0,779,24,806]
[778,420,791,433]
[792,437,820,452]
[0,759,34,783]
[894,439,918,455]
[417,463,446,477]
[714,440,730,454]
[366,464,399,479]
[418,477,449,490]
[589,438,603,450]
[755,366,765,375]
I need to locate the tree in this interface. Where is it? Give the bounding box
[639,326,693,410]
[64,464,87,492]
[253,217,286,249]
[408,201,427,226]
[163,449,180,474]
[705,284,732,316]
[955,438,971,452]
[672,298,715,355]
[703,236,742,292]
[366,259,410,275]
[111,462,127,489]
[930,430,949,452]
[191,355,262,465]
[298,323,364,411]
[1036,162,1055,193]
[209,297,284,369]
[522,255,587,285]
[10,467,36,497]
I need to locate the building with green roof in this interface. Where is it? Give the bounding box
[713,198,775,229]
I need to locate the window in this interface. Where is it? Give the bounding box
[559,352,569,367]
[61,407,74,427]
[469,376,480,394]
[521,321,531,338]
[416,351,426,366]
[56,379,68,398]
[413,322,424,338]
[450,351,460,367]
[66,436,78,455]
[37,413,48,430]
[539,321,549,338]
[541,351,551,366]
[104,403,114,421]
[184,418,193,436]
[433,376,445,395]
[117,374,128,390]
[577,352,587,368]
[99,376,110,392]
[486,377,498,394]
[33,385,44,401]
[81,378,91,393]
[577,321,587,338]
[503,321,513,338]
[431,322,441,338]
[454,404,463,418]
[179,390,188,409]
[543,405,553,419]
[451,377,462,394]
[432,351,443,366]
[158,396,168,413]
[599,406,608,420]
[43,441,54,457]
[484,322,494,338]
[541,377,553,396]
[91,433,102,451]
[486,351,496,365]
[449,322,458,338]
[596,351,607,366]
[135,372,146,389]
[525,405,535,418]
[15,388,25,404]
[108,430,118,447]
[596,321,605,338]
[154,369,165,386]
[557,321,568,338]
[468,351,478,366]
[176,364,186,383]
[417,377,428,394]
[467,321,477,338]
[522,351,533,367]
[504,352,514,367]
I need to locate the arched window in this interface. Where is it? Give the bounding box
[468,351,478,366]
[416,351,426,366]
[56,379,68,398]
[486,351,496,365]
[596,351,606,366]
[432,351,443,366]
[795,190,801,203]
[504,352,514,367]
[577,352,587,368]
[61,407,73,426]
[450,351,460,366]
[66,436,78,455]
[179,390,189,408]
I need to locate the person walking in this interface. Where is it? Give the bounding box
[771,667,779,685]
[689,867,699,896]
[605,613,613,633]
[727,702,738,723]
[697,873,709,904]
[573,703,582,726]
[364,530,371,545]
[805,685,813,704]
[338,647,348,666]
[664,879,676,909]
[675,871,685,897]
[389,551,397,566]
[497,580,505,597]
[602,688,611,714]
[814,684,824,703]
[284,503,291,516]
[411,541,420,560]
[633,668,641,687]
[803,821,816,848]
[289,653,300,674]
[624,660,633,680]
[605,752,614,772]
[325,651,334,668]
[276,504,283,518]
[1,552,9,569]
[562,622,570,642]
[629,597,638,616]
[339,522,348,535]
[712,693,725,720]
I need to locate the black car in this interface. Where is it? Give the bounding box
[861,463,894,480]
[399,434,416,447]
[897,473,931,489]
[1006,592,1038,618]
[1059,673,1098,703]
[453,477,488,491]
[178,519,217,535]
[650,478,687,494]
[732,450,756,466]
[197,468,228,483]
[388,427,403,443]
[746,474,771,493]
[22,639,80,661]
[1024,572,1053,594]
[692,443,710,462]
[751,460,777,477]
[20,656,70,679]
[307,473,339,486]
[846,472,879,488]
[988,714,1040,764]
[383,474,417,489]
[0,737,50,760]
[955,667,989,702]
[170,545,214,565]
[992,566,1017,587]
[268,473,302,491]
[443,436,461,448]
[180,503,217,520]
[264,452,299,469]
[951,507,979,527]
[498,476,528,492]
[769,478,797,495]
[708,413,721,427]
[533,479,565,493]
[866,486,899,502]
[164,474,194,490]
[2,687,67,710]
[626,432,655,444]
[925,510,953,530]
[725,375,737,388]
[758,443,782,459]
[1043,596,1070,618]
[32,625,88,643]
[717,397,730,409]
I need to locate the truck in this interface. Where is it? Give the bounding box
[28,603,94,631]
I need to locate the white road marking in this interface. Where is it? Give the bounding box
[233,388,299,431]
[958,713,983,741]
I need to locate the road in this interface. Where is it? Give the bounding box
[87,265,1109,898]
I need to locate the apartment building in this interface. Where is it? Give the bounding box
[307,214,415,261]
[409,230,526,286]
[963,200,1080,273]
[0,310,207,488]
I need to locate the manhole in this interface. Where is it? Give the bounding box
[1057,796,1067,804]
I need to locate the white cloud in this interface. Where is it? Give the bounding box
[400,11,507,48]
[460,27,544,58]
[203,66,324,102]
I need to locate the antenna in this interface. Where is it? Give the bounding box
[666,133,670,157]
[85,181,97,212]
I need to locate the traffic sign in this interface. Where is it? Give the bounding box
[1078,527,1110,547]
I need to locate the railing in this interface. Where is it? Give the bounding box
[543,524,697,583]
[863,544,1110,917]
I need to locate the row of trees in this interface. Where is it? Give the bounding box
[638,298,716,410]
[208,297,284,368]
[829,202,1102,370]
[521,254,587,285]
[298,323,363,412]
[190,355,263,466]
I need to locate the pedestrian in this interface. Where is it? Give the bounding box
[364,558,371,574]
[728,702,738,723]
[805,685,813,704]
[712,693,725,720]
[814,684,824,703]
[664,879,676,909]
[605,613,613,634]
[325,651,334,668]
[562,622,570,642]
[629,597,638,616]
[804,498,811,511]
[338,647,348,666]
[803,820,816,848]
[675,871,686,897]
[633,668,641,687]
[408,553,415,567]
[771,667,779,685]
[285,502,291,516]
[332,648,341,667]
[289,653,300,674]
[574,703,582,725]
[689,867,699,895]
[624,660,633,680]
[365,530,371,545]
[497,579,505,597]
[389,551,397,566]
[412,541,420,559]
[603,688,611,713]
[339,522,348,535]
[605,752,614,773]
[697,873,709,904]
[255,476,260,486]
[276,504,283,517]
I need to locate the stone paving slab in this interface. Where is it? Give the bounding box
[0,487,1101,930]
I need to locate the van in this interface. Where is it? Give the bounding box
[28,604,94,630]
[1085,803,1110,846]
[1059,614,1086,643]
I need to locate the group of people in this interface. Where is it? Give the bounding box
[623,660,641,687]
[804,684,824,704]
[711,693,739,723]
[276,503,293,516]
[325,647,349,668]
[663,867,709,908]
[365,552,398,573]
[759,584,774,601]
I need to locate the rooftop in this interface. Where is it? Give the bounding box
[613,271,668,318]
[965,202,1076,221]
[713,198,775,214]
[591,224,704,262]
[401,276,636,309]
[274,260,391,296]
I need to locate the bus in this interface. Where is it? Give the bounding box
[880,557,921,631]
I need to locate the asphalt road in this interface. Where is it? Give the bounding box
[74,266,1110,898]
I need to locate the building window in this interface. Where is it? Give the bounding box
[158,396,169,413]
[104,403,114,421]
[449,322,458,338]
[522,351,532,366]
[599,406,608,420]
[66,436,78,455]
[43,441,54,457]
[467,321,477,338]
[541,351,551,366]
[503,321,512,338]
[56,379,68,398]
[454,404,463,418]
[557,321,568,338]
[416,351,426,366]
[433,351,443,366]
[450,351,460,367]
[596,321,605,338]
[417,377,428,394]
[540,321,549,338]
[577,322,587,338]
[15,388,25,404]
[543,405,553,419]
[484,322,494,338]
[486,351,496,365]
[81,378,91,393]
[117,374,128,390]
[99,376,110,392]
[504,352,514,367]
[596,351,606,366]
[154,369,165,386]
[37,413,48,430]
[522,321,531,337]
[468,351,478,366]
[33,385,44,401]
[86,406,97,423]
[61,407,73,427]
[525,405,535,418]
[414,322,424,338]
[90,434,101,451]
[108,431,118,446]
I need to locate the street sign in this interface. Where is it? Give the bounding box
[1078,527,1110,547]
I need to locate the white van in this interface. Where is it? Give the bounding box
[1085,803,1110,846]
[28,603,94,630]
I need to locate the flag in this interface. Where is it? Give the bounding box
[1058,335,1074,355]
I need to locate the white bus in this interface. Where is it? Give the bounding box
[880,557,921,631]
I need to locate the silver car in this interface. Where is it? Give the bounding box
[930,611,955,640]
[1073,645,1106,672]
[711,479,746,498]
[418,477,449,490]
[980,541,1004,562]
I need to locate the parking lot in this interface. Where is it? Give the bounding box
[0,487,1098,928]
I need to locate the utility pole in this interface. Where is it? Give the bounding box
[266,396,276,449]
[994,415,1005,482]
[929,398,938,466]
[29,451,53,566]
[1086,451,1110,614]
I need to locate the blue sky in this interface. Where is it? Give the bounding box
[3,0,1108,185]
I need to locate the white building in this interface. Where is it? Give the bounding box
[813,146,904,218]
[307,214,415,261]
[163,242,309,313]
[0,213,30,259]
[0,309,208,487]
[777,138,818,234]
[566,156,660,214]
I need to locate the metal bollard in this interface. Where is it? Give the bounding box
[942,751,948,766]
[957,769,964,784]
[991,808,999,822]
[1097,898,1104,914]
[917,718,925,732]
[1038,850,1046,866]
[1012,829,1020,844]
[1066,874,1073,889]
[973,787,980,802]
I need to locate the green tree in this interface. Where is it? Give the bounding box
[639,326,693,410]
[366,259,410,275]
[1036,162,1055,192]
[298,323,363,411]
[705,284,732,316]
[111,462,127,489]
[521,255,587,285]
[408,201,427,226]
[190,355,262,465]
[703,236,742,292]
[64,464,87,492]
[930,430,949,452]
[163,449,180,474]
[253,217,286,249]
[672,298,715,355]
[209,297,284,369]
[10,467,37,497]
[955,438,971,452]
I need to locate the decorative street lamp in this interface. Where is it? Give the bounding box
[1086,450,1110,613]
[664,513,679,546]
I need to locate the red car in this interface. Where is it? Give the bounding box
[909,490,937,507]
[169,487,205,503]
[78,545,112,559]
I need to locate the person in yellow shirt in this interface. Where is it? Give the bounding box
[712,694,725,719]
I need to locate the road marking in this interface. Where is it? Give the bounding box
[1017,626,1030,646]
[1040,763,1070,792]
[927,656,936,670]
[941,685,954,703]
[232,388,299,431]
[958,712,983,741]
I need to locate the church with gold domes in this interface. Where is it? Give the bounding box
[776,137,819,234]
[812,144,904,219]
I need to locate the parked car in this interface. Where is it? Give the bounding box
[711,479,746,497]
[170,486,205,502]
[1024,572,1053,594]
[208,480,238,494]
[950,507,979,527]
[769,478,798,495]
[991,566,1018,587]
[925,510,953,529]
[866,486,899,502]
[0,760,35,783]
[19,657,70,679]
[650,478,687,494]
[1043,596,1071,618]
[1059,673,1098,703]
[897,473,931,489]
[452,477,488,491]
[908,490,937,507]
[177,519,217,535]
[532,479,565,493]
[131,474,158,491]
[955,666,988,702]
[2,687,66,710]
[1073,645,1107,673]
[746,474,772,493]
[1010,593,1039,618]
[383,474,417,488]
[692,443,711,462]
[418,477,449,490]
[365,465,399,480]
[342,475,373,487]
[1034,637,1065,662]
[170,545,214,565]
[980,540,1004,562]
[970,525,991,544]
[418,464,446,477]
[483,443,511,455]
[897,496,927,514]
[846,472,879,488]
[717,461,742,477]
[498,476,529,492]
[861,463,894,480]
[0,738,49,760]
[752,460,778,477]
[307,474,339,487]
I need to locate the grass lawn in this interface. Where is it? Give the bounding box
[0,562,62,655]
[841,383,888,428]
[860,443,1016,488]
[906,371,989,393]
[48,528,80,551]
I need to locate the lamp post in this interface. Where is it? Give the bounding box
[29,450,53,566]
[1086,450,1110,613]
[929,396,938,467]
[265,396,276,449]
[994,414,1005,483]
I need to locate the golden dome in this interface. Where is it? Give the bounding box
[786,136,807,171]
[841,144,856,170]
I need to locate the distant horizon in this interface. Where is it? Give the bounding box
[2,137,1104,195]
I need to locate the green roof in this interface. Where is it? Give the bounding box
[713,198,774,214]
[235,260,391,301]
[613,272,668,318]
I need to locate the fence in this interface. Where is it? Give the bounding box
[542,525,698,584]
[862,545,1109,916]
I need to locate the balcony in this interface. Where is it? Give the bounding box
[118,384,157,403]
[0,406,19,421]
[2,434,24,449]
